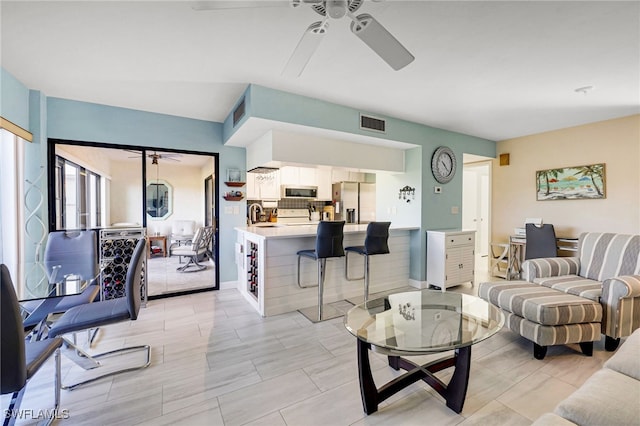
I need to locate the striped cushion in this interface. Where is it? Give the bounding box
[578,233,640,281]
[521,257,580,282]
[534,275,602,301]
[504,312,601,346]
[479,281,602,326]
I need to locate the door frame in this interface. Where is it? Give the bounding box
[47,138,220,295]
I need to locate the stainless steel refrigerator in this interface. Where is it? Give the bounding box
[332,182,376,224]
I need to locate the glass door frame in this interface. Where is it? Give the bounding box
[46,138,220,294]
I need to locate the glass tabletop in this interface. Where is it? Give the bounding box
[344,290,504,355]
[20,261,99,301]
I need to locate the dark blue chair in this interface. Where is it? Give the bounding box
[345,222,391,302]
[297,221,345,322]
[1,264,63,426]
[525,223,557,260]
[46,239,150,391]
[21,230,100,331]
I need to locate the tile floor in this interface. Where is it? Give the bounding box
[4,257,621,426]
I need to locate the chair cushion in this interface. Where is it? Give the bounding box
[503,312,601,346]
[533,275,602,301]
[478,281,602,326]
[25,338,62,379]
[604,329,640,381]
[554,368,640,426]
[344,245,366,255]
[48,298,130,338]
[297,249,318,260]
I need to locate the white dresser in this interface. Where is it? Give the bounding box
[426,230,475,292]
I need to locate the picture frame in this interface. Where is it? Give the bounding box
[536,163,605,201]
[226,168,242,183]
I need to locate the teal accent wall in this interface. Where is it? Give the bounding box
[224,84,497,281]
[1,68,30,129]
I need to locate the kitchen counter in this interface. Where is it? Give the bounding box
[236,223,417,239]
[235,224,419,316]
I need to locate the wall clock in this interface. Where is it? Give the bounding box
[431,146,457,184]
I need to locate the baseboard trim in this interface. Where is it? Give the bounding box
[220,280,239,290]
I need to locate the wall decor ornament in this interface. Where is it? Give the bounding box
[536,163,605,201]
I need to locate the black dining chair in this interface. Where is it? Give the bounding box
[344,221,391,302]
[297,221,345,322]
[45,239,150,391]
[1,264,63,426]
[525,223,558,260]
[21,230,101,331]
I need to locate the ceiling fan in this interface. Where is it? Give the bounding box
[126,150,183,164]
[192,0,415,76]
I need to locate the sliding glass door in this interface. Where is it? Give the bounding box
[48,140,219,297]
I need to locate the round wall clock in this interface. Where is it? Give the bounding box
[431,146,457,184]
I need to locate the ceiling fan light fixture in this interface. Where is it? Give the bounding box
[350,13,415,71]
[325,0,348,19]
[282,21,328,77]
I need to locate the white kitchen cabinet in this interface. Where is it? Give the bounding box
[331,169,365,183]
[247,171,280,200]
[280,166,318,186]
[279,167,298,185]
[426,230,475,292]
[316,168,332,200]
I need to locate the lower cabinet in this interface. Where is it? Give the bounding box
[426,230,475,292]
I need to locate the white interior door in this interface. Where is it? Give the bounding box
[462,161,491,257]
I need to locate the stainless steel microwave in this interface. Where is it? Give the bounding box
[281,185,318,200]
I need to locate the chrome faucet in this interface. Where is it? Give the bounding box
[248,203,264,224]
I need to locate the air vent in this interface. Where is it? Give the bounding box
[360,114,386,133]
[233,98,246,127]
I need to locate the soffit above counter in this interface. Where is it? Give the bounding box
[245,129,406,173]
[226,116,418,150]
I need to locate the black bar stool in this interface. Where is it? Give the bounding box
[297,221,345,322]
[345,222,391,302]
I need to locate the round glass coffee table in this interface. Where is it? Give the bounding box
[344,290,504,414]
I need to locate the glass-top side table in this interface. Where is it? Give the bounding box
[344,290,504,414]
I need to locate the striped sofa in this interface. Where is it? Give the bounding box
[479,232,640,359]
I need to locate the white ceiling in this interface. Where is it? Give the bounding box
[2,1,638,142]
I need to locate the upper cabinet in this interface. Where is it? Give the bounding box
[279,166,332,201]
[331,169,365,183]
[247,171,280,200]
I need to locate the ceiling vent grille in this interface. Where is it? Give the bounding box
[360,114,386,133]
[233,98,246,127]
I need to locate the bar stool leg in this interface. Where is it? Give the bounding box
[363,254,370,302]
[317,258,326,321]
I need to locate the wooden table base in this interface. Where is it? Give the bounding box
[357,339,471,414]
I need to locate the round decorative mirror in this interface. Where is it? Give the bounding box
[146,179,172,220]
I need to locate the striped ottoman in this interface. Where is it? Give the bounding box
[478,280,602,359]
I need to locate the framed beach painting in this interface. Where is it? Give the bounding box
[536,163,606,201]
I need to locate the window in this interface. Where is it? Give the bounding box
[0,129,24,294]
[55,156,102,229]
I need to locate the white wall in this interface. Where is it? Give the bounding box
[146,162,206,236]
[493,115,640,240]
[109,161,143,225]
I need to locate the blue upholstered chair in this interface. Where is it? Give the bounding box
[21,230,100,331]
[1,264,63,426]
[297,221,345,322]
[344,221,391,302]
[525,223,557,260]
[45,239,150,390]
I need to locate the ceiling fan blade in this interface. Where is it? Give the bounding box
[282,21,328,78]
[192,1,290,11]
[350,13,414,71]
